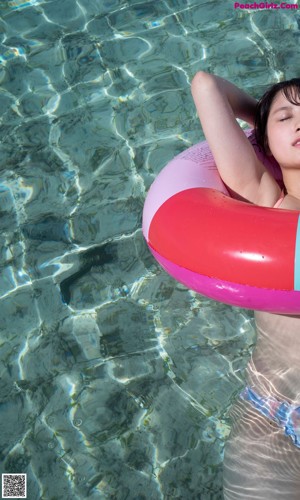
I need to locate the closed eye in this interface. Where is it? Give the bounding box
[279,117,291,122]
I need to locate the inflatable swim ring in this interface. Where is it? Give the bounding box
[142,130,300,314]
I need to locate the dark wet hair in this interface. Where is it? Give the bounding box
[255,78,300,155]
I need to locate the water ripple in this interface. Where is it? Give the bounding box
[1,0,299,498]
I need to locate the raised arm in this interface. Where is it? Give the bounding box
[191,71,279,204]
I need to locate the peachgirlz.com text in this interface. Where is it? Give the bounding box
[234,2,298,8]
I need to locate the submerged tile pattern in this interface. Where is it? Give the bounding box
[0,0,299,498]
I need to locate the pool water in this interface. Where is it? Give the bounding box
[0,0,299,498]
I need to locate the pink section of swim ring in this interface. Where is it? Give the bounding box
[151,248,300,315]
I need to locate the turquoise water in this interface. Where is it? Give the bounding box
[0,0,299,498]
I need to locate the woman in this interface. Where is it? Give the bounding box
[191,72,300,499]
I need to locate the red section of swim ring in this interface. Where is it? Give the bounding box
[148,188,299,290]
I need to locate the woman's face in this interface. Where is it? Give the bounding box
[266,90,300,169]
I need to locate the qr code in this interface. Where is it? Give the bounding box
[2,474,27,498]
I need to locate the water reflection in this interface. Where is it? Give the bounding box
[224,311,300,499]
